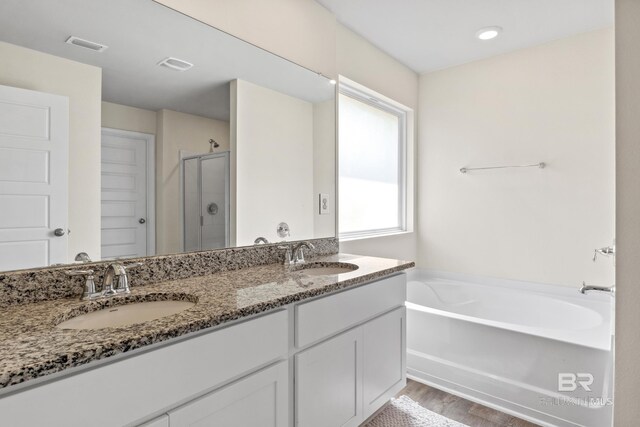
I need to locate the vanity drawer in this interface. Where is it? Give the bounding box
[295,273,406,348]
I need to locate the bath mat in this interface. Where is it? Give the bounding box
[365,395,469,427]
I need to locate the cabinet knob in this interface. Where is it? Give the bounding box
[139,218,146,224]
[54,228,65,237]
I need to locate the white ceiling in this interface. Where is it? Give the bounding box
[0,0,333,121]
[316,0,614,73]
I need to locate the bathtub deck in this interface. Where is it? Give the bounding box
[397,379,540,427]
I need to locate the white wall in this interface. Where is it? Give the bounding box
[232,79,314,245]
[154,0,337,79]
[337,25,419,261]
[156,109,230,254]
[313,99,336,237]
[0,41,102,262]
[418,28,615,287]
[101,101,157,135]
[614,0,640,423]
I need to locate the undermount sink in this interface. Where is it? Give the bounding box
[56,300,196,330]
[295,262,359,276]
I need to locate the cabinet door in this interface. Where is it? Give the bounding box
[363,307,406,418]
[295,327,363,427]
[168,361,288,427]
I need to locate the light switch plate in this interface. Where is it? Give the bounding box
[319,193,330,215]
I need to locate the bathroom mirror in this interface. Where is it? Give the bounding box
[0,0,336,272]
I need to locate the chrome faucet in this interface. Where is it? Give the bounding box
[278,245,294,267]
[254,237,270,244]
[74,252,92,263]
[278,241,315,267]
[579,282,615,296]
[593,246,615,262]
[67,269,97,300]
[67,262,142,300]
[292,241,315,264]
[103,263,127,296]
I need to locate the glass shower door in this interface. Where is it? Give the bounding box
[200,154,229,250]
[182,152,229,251]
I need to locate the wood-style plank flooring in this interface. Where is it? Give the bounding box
[396,379,540,427]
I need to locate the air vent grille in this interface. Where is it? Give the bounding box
[65,36,108,52]
[158,57,194,72]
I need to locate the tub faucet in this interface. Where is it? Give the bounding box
[579,282,615,296]
[593,246,615,262]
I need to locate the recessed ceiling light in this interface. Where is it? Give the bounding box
[476,26,502,41]
[65,36,108,52]
[158,57,194,72]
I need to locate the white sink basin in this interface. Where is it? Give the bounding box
[57,300,195,330]
[296,262,359,276]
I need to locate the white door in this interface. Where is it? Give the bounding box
[101,128,153,260]
[295,328,363,427]
[168,361,289,427]
[0,84,68,270]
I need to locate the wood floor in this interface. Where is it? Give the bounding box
[396,379,540,427]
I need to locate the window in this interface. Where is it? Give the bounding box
[339,83,408,239]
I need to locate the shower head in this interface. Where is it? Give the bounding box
[209,138,220,152]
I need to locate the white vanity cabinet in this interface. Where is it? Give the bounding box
[296,328,364,427]
[168,361,289,427]
[295,307,406,427]
[0,310,290,427]
[295,274,407,427]
[0,273,406,427]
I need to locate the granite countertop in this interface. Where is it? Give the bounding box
[0,253,413,390]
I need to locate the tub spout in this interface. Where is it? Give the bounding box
[579,282,615,296]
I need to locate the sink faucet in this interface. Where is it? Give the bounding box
[278,241,315,267]
[292,241,315,264]
[579,282,615,296]
[67,262,142,300]
[103,263,127,296]
[254,237,270,244]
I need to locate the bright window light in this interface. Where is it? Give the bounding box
[338,85,407,239]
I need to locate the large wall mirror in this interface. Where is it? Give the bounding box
[0,0,336,272]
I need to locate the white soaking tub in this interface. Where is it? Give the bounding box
[406,269,613,427]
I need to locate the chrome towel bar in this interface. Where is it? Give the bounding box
[460,162,545,174]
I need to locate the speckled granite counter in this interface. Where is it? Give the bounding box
[0,253,413,390]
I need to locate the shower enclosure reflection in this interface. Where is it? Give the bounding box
[182,153,230,251]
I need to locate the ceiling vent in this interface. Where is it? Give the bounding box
[158,57,194,72]
[65,36,108,52]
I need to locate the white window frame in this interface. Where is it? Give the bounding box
[338,81,409,240]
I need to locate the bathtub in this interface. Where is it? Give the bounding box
[406,269,613,427]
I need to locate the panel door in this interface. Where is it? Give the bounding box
[101,129,149,259]
[295,327,363,427]
[363,307,406,418]
[168,361,289,427]
[0,84,68,270]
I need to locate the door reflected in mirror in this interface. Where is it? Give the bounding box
[0,0,336,272]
